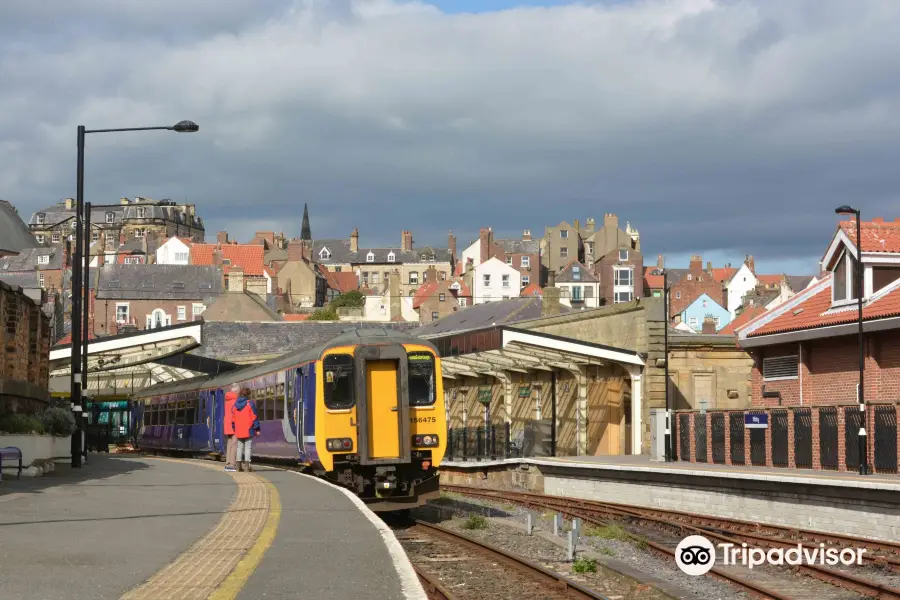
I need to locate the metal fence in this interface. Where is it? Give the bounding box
[446,423,522,461]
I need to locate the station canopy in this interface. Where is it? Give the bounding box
[49,320,239,396]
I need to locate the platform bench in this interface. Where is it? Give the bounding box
[0,446,23,481]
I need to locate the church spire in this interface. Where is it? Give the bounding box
[301,203,311,241]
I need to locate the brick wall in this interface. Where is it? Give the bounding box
[0,281,51,396]
[669,256,726,316]
[593,248,643,306]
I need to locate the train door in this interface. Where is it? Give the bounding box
[365,360,401,459]
[294,367,305,455]
[214,388,225,454]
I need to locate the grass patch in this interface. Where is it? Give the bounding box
[501,503,516,511]
[572,556,597,574]
[431,493,459,506]
[463,514,488,530]
[598,546,615,556]
[585,523,630,541]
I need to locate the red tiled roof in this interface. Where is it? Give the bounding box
[55,330,99,346]
[643,267,664,289]
[412,282,440,309]
[718,305,767,335]
[449,277,471,297]
[748,275,900,337]
[711,267,737,283]
[520,282,543,297]
[191,243,265,276]
[756,274,783,286]
[322,270,358,293]
[839,218,900,253]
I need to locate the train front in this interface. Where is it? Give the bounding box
[316,339,446,511]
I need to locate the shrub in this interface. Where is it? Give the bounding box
[40,407,76,436]
[463,514,488,530]
[572,557,597,574]
[329,291,365,309]
[307,308,339,321]
[0,413,45,435]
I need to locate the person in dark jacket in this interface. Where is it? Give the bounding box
[230,387,261,472]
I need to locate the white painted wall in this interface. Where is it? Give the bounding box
[725,263,756,317]
[460,239,481,270]
[155,237,190,265]
[555,282,601,308]
[472,257,521,305]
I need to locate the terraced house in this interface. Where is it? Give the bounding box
[29,196,205,251]
[312,228,453,298]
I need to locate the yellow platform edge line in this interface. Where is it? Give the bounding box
[207,478,282,600]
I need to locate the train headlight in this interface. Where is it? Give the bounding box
[413,434,439,447]
[326,438,354,452]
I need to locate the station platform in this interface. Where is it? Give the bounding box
[0,455,425,600]
[440,455,900,542]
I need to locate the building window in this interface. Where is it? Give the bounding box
[106,212,114,224]
[319,247,331,260]
[572,265,581,281]
[560,230,569,239]
[675,291,682,299]
[560,247,568,258]
[763,355,799,381]
[371,272,380,284]
[116,303,130,323]
[175,251,188,262]
[502,274,510,288]
[387,251,396,262]
[366,251,375,263]
[687,274,693,281]
[361,271,369,285]
[192,303,206,318]
[36,213,45,225]
[124,256,141,264]
[409,271,419,285]
[652,290,661,298]
[91,231,99,242]
[177,306,186,320]
[572,285,582,301]
[439,271,446,281]
[689,316,699,327]
[832,250,856,303]
[483,274,491,287]
[35,234,45,244]
[522,275,530,287]
[52,232,60,243]
[39,273,45,288]
[614,267,633,287]
[134,228,145,238]
[439,293,446,302]
[506,257,512,265]
[136,207,145,218]
[585,242,593,256]
[521,256,530,268]
[459,298,467,307]
[37,255,49,265]
[431,311,439,321]
[619,249,628,261]
[714,316,721,328]
[614,291,633,303]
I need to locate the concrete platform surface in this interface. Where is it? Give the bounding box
[443,454,900,490]
[0,456,424,600]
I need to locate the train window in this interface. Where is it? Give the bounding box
[408,352,436,406]
[275,383,285,420]
[323,354,355,410]
[176,401,186,425]
[266,386,276,420]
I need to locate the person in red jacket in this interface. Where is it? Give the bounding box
[231,387,260,472]
[223,385,239,472]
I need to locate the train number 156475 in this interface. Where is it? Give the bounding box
[410,416,437,423]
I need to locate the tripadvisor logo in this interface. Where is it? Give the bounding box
[675,535,867,576]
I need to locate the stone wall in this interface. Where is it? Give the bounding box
[0,280,51,410]
[668,341,754,410]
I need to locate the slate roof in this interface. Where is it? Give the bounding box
[0,200,38,253]
[30,198,204,230]
[96,264,223,300]
[312,238,452,265]
[496,238,540,255]
[0,247,64,271]
[0,271,40,290]
[189,321,419,359]
[415,297,571,336]
[191,243,265,276]
[555,260,598,284]
[201,290,282,322]
[786,275,815,293]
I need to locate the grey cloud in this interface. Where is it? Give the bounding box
[2,0,900,272]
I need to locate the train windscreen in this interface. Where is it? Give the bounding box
[408,352,436,406]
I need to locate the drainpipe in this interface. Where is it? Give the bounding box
[798,342,803,406]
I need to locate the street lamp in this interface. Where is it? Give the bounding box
[663,268,674,461]
[834,204,867,475]
[70,120,198,468]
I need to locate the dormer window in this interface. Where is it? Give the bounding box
[832,249,857,304]
[319,247,331,260]
[136,207,145,218]
[366,251,375,263]
[106,212,115,224]
[37,255,50,265]
[387,251,396,263]
[36,213,45,225]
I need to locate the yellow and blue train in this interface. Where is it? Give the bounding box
[132,329,446,510]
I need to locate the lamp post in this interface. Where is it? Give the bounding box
[663,268,674,461]
[70,120,198,468]
[834,205,867,476]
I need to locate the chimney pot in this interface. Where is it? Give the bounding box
[657,254,664,269]
[702,316,717,334]
[522,229,532,241]
[350,228,359,253]
[604,213,619,229]
[706,261,712,271]
[217,231,229,245]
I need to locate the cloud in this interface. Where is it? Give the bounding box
[3,0,900,273]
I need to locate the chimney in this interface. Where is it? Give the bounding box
[448,231,457,262]
[350,228,359,253]
[522,229,532,241]
[604,213,619,230]
[542,278,561,317]
[574,219,580,232]
[389,270,401,319]
[287,240,306,262]
[254,231,275,248]
[479,228,493,264]
[64,197,74,210]
[217,231,229,244]
[657,254,665,269]
[584,218,596,234]
[425,265,438,283]
[689,254,702,271]
[706,261,712,272]
[702,316,717,334]
[120,197,130,205]
[746,255,755,274]
[212,247,223,267]
[401,230,413,252]
[228,266,245,292]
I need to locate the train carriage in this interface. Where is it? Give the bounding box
[132,329,445,510]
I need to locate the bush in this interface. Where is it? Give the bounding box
[572,557,597,574]
[307,308,339,321]
[0,413,45,435]
[40,407,76,437]
[463,514,488,530]
[330,291,365,309]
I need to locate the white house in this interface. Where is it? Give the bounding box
[460,239,482,270]
[724,262,757,317]
[155,237,191,265]
[554,260,601,308]
[472,257,521,305]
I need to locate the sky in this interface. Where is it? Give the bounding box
[3,0,900,276]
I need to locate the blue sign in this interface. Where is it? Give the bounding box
[745,414,768,429]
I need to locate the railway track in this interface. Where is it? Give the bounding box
[441,484,900,600]
[395,519,611,600]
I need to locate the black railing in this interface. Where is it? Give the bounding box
[446,423,522,461]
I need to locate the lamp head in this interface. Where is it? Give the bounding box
[834,205,859,215]
[171,120,199,133]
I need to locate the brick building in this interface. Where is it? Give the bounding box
[412,267,472,323]
[191,241,269,295]
[0,247,67,293]
[0,280,52,413]
[0,200,39,257]
[459,228,540,290]
[666,255,728,320]
[669,216,900,474]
